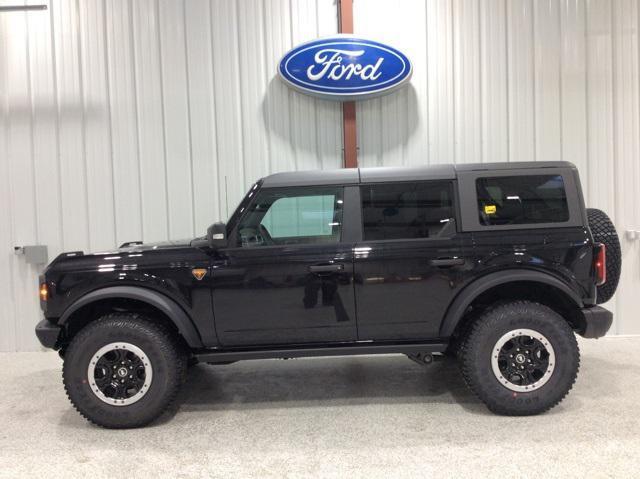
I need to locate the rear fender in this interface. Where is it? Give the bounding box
[439,270,584,337]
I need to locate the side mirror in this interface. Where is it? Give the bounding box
[207,222,228,249]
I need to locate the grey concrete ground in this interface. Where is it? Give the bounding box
[0,336,639,478]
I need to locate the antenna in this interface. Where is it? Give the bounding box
[224,176,229,217]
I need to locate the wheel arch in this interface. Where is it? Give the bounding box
[440,270,585,338]
[58,286,203,348]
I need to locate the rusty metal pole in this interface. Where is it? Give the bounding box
[339,0,358,168]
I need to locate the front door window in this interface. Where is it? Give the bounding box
[237,187,344,247]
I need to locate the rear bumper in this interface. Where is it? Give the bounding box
[35,319,61,349]
[578,305,613,338]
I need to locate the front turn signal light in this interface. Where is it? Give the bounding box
[39,283,48,302]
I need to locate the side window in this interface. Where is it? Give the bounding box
[361,181,455,241]
[237,187,343,247]
[476,175,569,226]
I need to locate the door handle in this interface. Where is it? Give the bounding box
[429,258,465,267]
[309,263,344,273]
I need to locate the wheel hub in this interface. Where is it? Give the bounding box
[87,342,153,406]
[491,328,555,393]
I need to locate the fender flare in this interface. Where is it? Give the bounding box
[439,269,584,337]
[58,286,203,348]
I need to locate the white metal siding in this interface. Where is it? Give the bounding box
[355,0,640,337]
[0,0,341,351]
[1,0,639,351]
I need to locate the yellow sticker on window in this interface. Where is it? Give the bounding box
[484,205,497,215]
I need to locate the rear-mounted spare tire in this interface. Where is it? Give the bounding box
[587,208,621,304]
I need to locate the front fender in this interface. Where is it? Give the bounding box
[58,285,203,348]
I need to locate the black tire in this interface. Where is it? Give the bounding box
[460,301,579,415]
[587,208,621,304]
[63,313,187,428]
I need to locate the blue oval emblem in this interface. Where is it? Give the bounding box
[278,35,412,100]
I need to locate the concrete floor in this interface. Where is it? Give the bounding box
[0,337,639,478]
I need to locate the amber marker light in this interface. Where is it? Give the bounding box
[39,283,48,301]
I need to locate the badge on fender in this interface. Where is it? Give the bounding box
[192,268,207,281]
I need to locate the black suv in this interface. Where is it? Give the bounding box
[36,161,620,428]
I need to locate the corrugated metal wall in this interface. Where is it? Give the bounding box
[1,0,639,351]
[355,0,640,336]
[0,0,341,351]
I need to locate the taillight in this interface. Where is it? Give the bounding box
[594,243,606,286]
[39,283,48,302]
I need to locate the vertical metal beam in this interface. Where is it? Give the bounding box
[339,0,358,168]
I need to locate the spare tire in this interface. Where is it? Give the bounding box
[587,208,621,304]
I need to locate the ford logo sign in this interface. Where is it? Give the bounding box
[278,35,412,101]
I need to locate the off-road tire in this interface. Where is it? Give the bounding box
[460,301,579,415]
[587,208,621,304]
[63,313,187,428]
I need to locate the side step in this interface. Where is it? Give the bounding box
[194,341,448,363]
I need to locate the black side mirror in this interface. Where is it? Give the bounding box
[207,222,228,249]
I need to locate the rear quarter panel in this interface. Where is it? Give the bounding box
[467,228,595,301]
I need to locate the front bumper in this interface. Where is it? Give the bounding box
[578,305,613,338]
[35,319,62,349]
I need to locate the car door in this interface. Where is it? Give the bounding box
[354,180,470,340]
[211,185,359,347]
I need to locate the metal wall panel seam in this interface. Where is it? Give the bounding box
[74,0,90,248]
[49,1,65,250]
[504,0,511,161]
[556,0,564,163]
[182,0,196,237]
[155,0,171,240]
[24,10,40,246]
[101,0,118,245]
[530,0,537,163]
[232,0,247,193]
[261,0,273,174]
[583,0,590,200]
[477,0,484,163]
[208,0,222,220]
[127,0,145,242]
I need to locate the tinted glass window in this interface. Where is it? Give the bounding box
[476,175,569,226]
[237,187,343,247]
[361,181,455,240]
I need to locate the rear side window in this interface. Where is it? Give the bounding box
[361,181,455,240]
[476,175,570,226]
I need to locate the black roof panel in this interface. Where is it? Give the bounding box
[359,164,455,183]
[261,168,359,187]
[260,161,575,188]
[454,161,575,172]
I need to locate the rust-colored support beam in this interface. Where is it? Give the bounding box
[339,0,357,168]
[339,0,354,33]
[342,102,357,168]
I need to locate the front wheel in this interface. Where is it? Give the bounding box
[459,301,579,415]
[63,313,187,428]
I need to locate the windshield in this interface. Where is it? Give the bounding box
[226,181,263,233]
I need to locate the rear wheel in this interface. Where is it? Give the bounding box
[63,313,187,428]
[460,301,579,415]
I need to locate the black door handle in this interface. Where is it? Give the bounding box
[429,258,465,267]
[309,263,344,273]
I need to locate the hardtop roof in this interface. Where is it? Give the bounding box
[260,161,575,188]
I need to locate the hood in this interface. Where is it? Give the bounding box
[114,239,193,253]
[45,238,195,272]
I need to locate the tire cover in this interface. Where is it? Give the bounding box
[587,208,621,304]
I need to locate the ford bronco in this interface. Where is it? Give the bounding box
[35,161,620,428]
